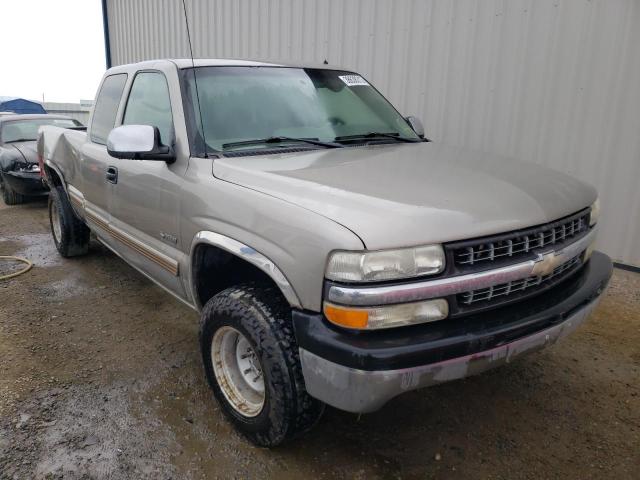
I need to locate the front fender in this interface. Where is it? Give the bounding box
[189,230,303,309]
[180,163,365,312]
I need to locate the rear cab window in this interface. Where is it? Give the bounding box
[90,73,128,145]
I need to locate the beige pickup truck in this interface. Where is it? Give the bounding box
[38,59,611,446]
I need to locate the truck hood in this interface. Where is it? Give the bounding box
[212,143,597,249]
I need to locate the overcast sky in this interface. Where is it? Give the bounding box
[0,0,105,103]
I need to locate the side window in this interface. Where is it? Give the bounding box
[90,74,127,145]
[123,72,174,145]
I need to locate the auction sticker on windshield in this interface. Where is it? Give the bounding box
[339,75,369,86]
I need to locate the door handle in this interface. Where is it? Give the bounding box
[106,166,118,184]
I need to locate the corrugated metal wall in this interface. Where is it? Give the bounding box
[106,0,640,266]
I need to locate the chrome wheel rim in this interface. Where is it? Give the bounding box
[211,326,265,417]
[51,200,62,243]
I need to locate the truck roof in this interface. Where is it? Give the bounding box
[107,58,350,74]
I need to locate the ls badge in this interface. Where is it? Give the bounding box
[160,232,178,245]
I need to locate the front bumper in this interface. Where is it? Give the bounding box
[293,251,612,413]
[3,170,48,196]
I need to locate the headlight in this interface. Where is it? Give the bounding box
[323,299,449,330]
[325,244,445,282]
[589,198,600,227]
[18,164,40,173]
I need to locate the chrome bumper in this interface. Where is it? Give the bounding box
[300,298,600,413]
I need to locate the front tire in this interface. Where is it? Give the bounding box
[48,186,90,257]
[200,284,325,447]
[1,172,26,205]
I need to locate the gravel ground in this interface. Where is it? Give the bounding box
[1,199,638,480]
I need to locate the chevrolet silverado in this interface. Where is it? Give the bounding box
[38,59,611,446]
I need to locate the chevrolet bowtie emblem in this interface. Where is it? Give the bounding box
[531,250,566,277]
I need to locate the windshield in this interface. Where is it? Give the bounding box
[184,67,419,153]
[1,118,81,143]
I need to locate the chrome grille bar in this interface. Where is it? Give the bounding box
[459,256,581,305]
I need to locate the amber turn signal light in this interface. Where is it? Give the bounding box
[323,303,369,329]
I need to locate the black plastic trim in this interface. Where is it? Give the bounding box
[294,251,612,371]
[614,262,640,274]
[222,146,321,157]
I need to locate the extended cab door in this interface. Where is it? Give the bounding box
[80,73,128,240]
[107,67,187,298]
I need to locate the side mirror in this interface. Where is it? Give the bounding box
[405,115,425,139]
[107,125,175,162]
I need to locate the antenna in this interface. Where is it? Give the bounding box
[181,0,207,157]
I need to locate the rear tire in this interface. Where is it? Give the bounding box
[1,173,26,205]
[48,186,90,257]
[200,284,325,447]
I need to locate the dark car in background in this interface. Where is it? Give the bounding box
[0,114,83,204]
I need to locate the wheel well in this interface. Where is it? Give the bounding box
[44,165,63,188]
[192,244,285,308]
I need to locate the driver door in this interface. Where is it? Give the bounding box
[107,70,186,297]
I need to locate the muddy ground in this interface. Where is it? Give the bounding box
[0,198,638,480]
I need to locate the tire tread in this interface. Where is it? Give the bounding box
[49,186,90,257]
[200,283,324,446]
[1,174,26,205]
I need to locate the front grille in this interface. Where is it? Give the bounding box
[457,255,582,307]
[444,208,592,317]
[449,209,590,270]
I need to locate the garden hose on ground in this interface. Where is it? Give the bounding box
[0,256,33,280]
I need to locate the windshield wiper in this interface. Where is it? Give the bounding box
[4,138,36,143]
[334,132,420,143]
[222,136,343,150]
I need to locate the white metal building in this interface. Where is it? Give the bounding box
[43,102,93,125]
[102,0,640,267]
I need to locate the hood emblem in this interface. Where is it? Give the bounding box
[531,250,566,277]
